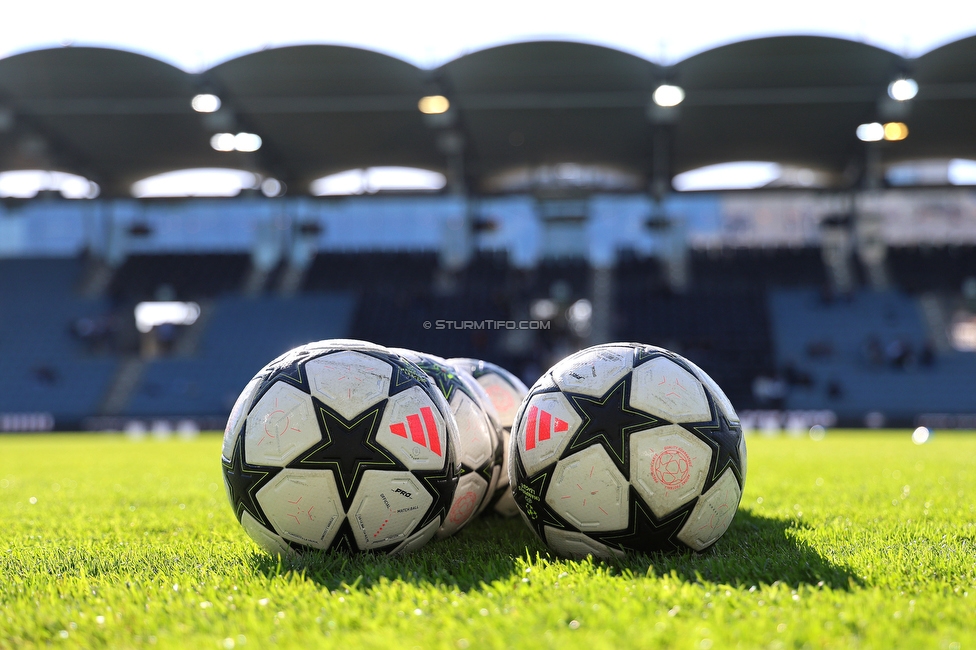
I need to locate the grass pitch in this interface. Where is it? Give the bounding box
[1,431,974,649]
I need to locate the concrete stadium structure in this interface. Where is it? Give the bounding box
[1,36,976,195]
[1,36,975,431]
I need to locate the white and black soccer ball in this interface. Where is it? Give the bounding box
[448,358,529,517]
[394,350,502,537]
[510,343,747,559]
[221,339,460,555]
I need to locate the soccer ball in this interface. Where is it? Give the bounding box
[510,343,746,558]
[448,358,528,517]
[221,339,460,555]
[394,350,503,537]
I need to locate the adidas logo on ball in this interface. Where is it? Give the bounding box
[388,406,442,456]
[523,405,569,450]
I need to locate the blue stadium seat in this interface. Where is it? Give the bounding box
[0,258,119,425]
[124,293,356,416]
[768,288,976,419]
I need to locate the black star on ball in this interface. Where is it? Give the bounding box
[222,428,281,529]
[592,488,693,555]
[251,350,314,405]
[425,364,471,403]
[289,397,402,511]
[325,518,361,554]
[415,463,459,530]
[632,346,671,368]
[681,403,744,492]
[386,359,432,398]
[478,459,495,484]
[565,376,661,477]
[510,457,573,541]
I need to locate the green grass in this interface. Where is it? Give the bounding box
[1,431,975,649]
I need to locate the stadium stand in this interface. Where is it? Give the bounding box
[768,288,976,421]
[690,248,829,290]
[344,253,559,377]
[109,253,251,302]
[0,258,118,426]
[887,246,976,294]
[614,252,776,409]
[2,234,973,428]
[123,293,356,417]
[303,252,439,293]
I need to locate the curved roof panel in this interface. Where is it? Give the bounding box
[0,47,223,194]
[0,46,191,98]
[443,40,661,93]
[913,35,976,84]
[440,41,662,189]
[676,36,904,89]
[889,35,976,162]
[0,36,975,195]
[209,45,426,96]
[206,45,442,187]
[672,36,904,174]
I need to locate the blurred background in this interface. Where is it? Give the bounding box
[1,1,975,433]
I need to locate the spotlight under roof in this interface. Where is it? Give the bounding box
[210,133,262,152]
[418,95,450,115]
[191,94,221,113]
[652,85,685,108]
[887,79,918,102]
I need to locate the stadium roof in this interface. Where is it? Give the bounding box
[1,35,976,196]
[671,36,905,176]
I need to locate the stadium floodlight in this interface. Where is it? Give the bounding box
[418,95,450,114]
[652,84,685,107]
[887,78,918,102]
[210,132,262,152]
[233,132,262,152]
[191,94,221,113]
[210,133,236,151]
[856,122,884,142]
[883,122,909,141]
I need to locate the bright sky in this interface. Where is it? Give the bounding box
[2,0,975,71]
